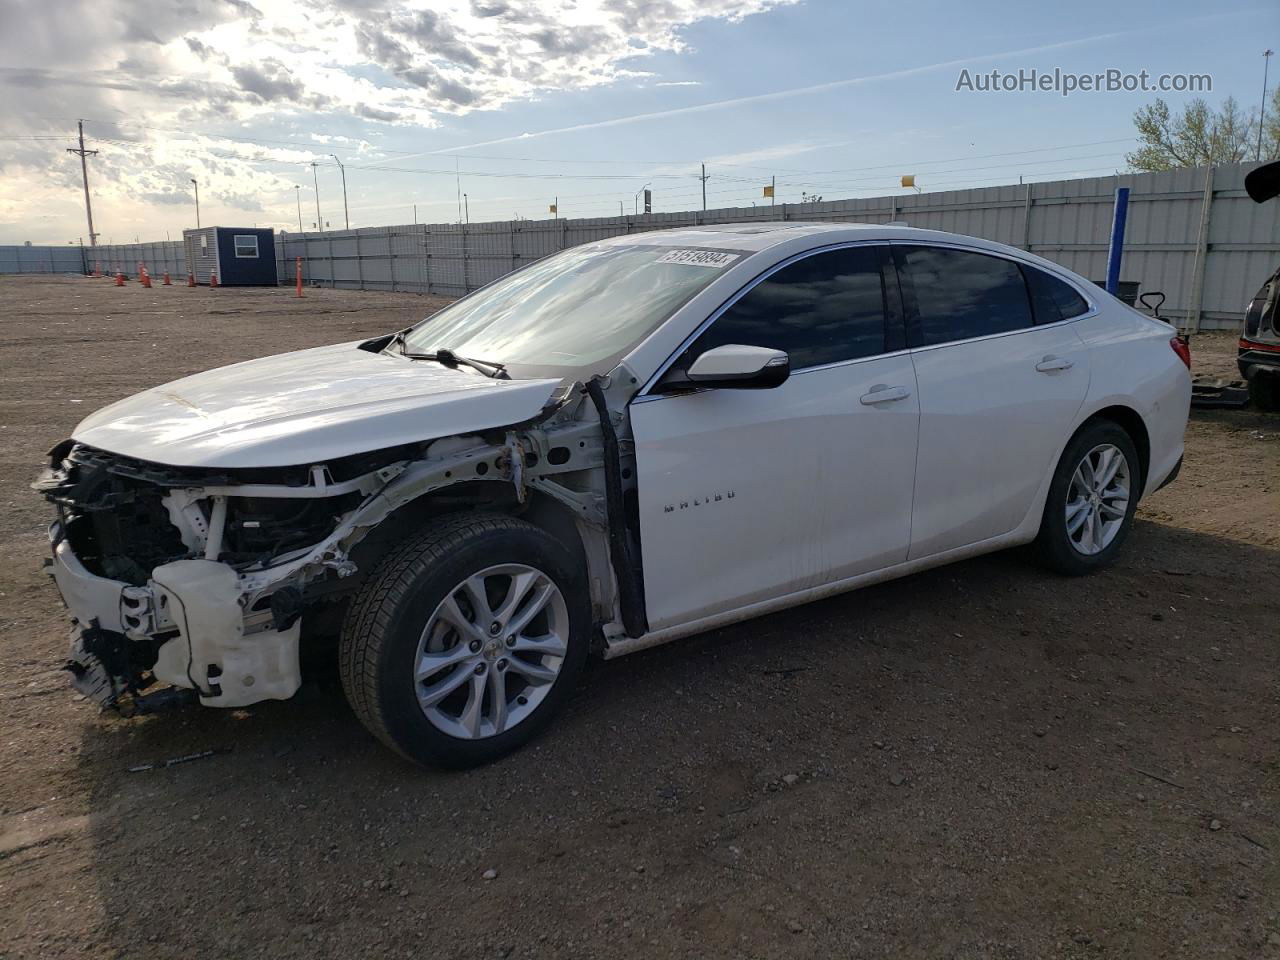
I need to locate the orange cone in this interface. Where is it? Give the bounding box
[115,271,125,286]
[210,272,219,288]
[187,273,196,287]
[93,262,101,278]
[140,267,152,288]
[162,272,171,286]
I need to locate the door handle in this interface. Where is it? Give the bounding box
[859,384,911,405]
[1035,355,1074,373]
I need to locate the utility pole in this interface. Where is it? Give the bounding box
[329,154,349,229]
[455,156,463,224]
[1260,50,1274,161]
[771,175,775,207]
[294,185,303,231]
[67,120,98,246]
[310,162,323,231]
[700,163,708,211]
[463,192,469,224]
[190,178,200,228]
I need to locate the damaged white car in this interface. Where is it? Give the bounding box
[36,223,1190,767]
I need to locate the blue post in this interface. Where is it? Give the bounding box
[1105,186,1129,296]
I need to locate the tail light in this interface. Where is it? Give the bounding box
[1170,335,1191,370]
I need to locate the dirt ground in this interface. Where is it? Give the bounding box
[0,275,1277,960]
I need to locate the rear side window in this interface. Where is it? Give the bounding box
[683,245,891,370]
[1023,265,1090,323]
[895,245,1034,346]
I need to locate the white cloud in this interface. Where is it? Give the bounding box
[0,0,799,240]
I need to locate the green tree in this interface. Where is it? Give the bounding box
[1126,95,1276,171]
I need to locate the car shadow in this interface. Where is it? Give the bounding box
[75,518,1280,957]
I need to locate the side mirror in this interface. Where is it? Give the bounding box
[680,344,790,390]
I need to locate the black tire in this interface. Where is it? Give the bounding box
[1033,420,1141,576]
[339,513,590,769]
[1247,371,1280,412]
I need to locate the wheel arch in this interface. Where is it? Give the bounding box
[348,480,591,584]
[1078,404,1151,492]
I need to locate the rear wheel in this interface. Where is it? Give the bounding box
[1034,421,1140,576]
[339,514,589,768]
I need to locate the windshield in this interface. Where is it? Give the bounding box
[400,243,743,379]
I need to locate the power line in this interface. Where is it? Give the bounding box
[45,121,1137,177]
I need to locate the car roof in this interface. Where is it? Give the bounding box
[597,221,1017,256]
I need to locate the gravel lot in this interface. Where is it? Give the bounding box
[1,275,1277,960]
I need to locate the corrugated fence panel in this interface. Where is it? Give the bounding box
[0,245,86,274]
[10,163,1274,330]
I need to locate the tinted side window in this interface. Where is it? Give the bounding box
[1023,265,1090,323]
[684,246,889,370]
[897,246,1034,346]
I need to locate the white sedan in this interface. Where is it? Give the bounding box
[37,223,1191,767]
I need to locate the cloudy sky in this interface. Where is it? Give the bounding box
[0,0,1273,243]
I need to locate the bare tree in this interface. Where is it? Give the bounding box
[1265,87,1280,161]
[1126,96,1273,171]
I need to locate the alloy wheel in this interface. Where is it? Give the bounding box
[413,563,569,739]
[1064,443,1131,556]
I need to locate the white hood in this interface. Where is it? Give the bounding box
[71,341,562,469]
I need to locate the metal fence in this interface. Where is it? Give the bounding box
[0,245,87,274]
[87,241,186,280]
[4,162,1276,331]
[274,162,1277,332]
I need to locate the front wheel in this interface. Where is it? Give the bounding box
[339,514,590,768]
[1033,421,1141,576]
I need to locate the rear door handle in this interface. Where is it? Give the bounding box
[1035,355,1074,373]
[860,384,911,405]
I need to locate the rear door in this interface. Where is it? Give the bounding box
[894,244,1091,560]
[631,244,919,631]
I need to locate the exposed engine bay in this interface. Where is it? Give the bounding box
[34,373,641,714]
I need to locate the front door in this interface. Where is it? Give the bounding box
[631,244,919,632]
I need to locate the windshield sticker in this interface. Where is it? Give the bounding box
[656,249,741,268]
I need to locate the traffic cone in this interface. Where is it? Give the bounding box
[210,272,219,288]
[140,267,152,288]
[114,271,125,287]
[187,273,196,287]
[93,262,101,278]
[162,272,171,286]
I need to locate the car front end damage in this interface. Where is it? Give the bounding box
[34,379,633,715]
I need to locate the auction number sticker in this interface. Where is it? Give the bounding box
[656,249,740,267]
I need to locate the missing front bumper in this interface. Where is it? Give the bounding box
[48,523,302,710]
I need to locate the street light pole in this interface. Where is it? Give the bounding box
[1260,50,1274,162]
[310,162,323,231]
[463,192,469,224]
[634,182,650,215]
[294,185,302,232]
[190,178,200,228]
[329,154,349,229]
